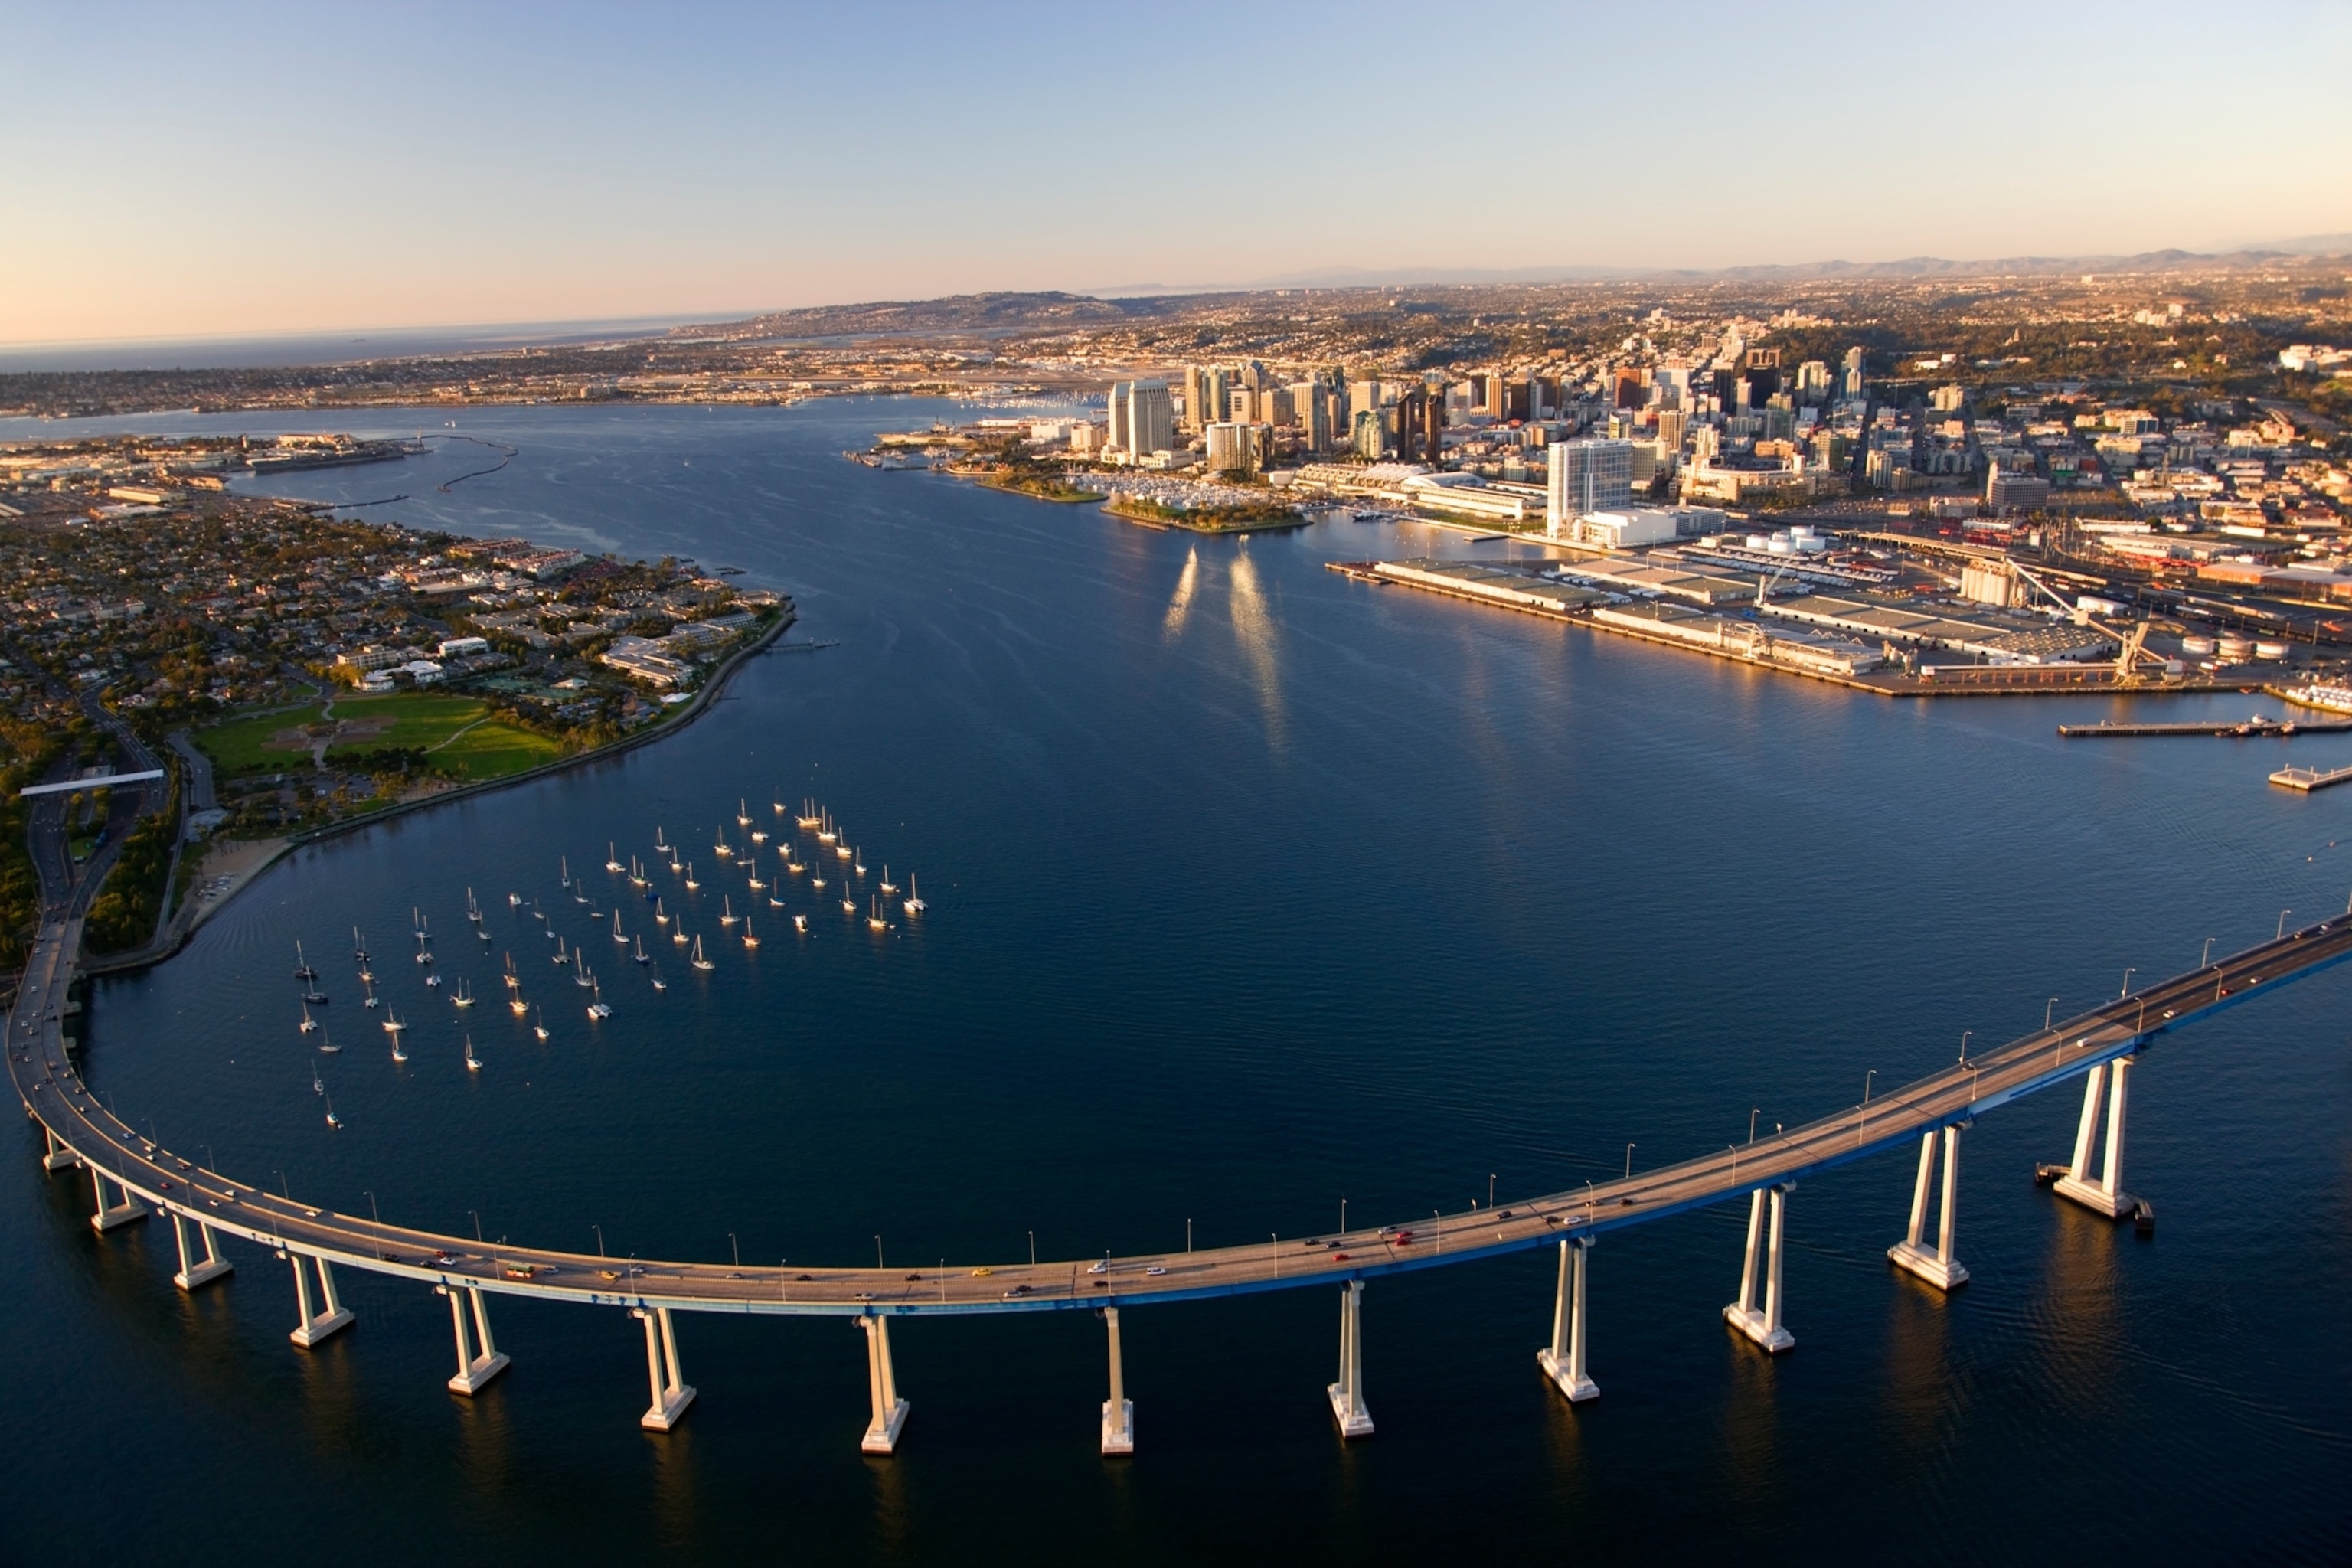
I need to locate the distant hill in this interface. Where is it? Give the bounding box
[669,291,1163,342]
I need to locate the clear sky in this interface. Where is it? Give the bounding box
[5,0,2347,345]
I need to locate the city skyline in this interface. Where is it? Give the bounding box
[5,0,2348,345]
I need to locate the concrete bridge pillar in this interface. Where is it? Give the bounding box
[1327,1279,1374,1438]
[1538,1236,1599,1401]
[1099,1307,1134,1455]
[286,1253,354,1348]
[443,1283,510,1394]
[1723,1184,1796,1353]
[635,1306,695,1430]
[41,1126,77,1172]
[858,1314,910,1452]
[88,1165,146,1233]
[1889,1124,1970,1289]
[171,1211,231,1291]
[2054,1056,2138,1218]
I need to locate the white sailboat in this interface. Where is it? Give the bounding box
[835,841,854,861]
[508,892,522,908]
[792,913,808,933]
[504,953,521,989]
[747,869,766,891]
[691,935,714,971]
[654,825,668,852]
[509,990,528,1017]
[312,1062,324,1095]
[613,910,628,944]
[796,798,821,829]
[629,856,648,888]
[382,1006,406,1035]
[720,896,740,928]
[750,827,768,845]
[852,850,865,875]
[575,959,595,989]
[391,1032,408,1063]
[736,799,751,828]
[424,971,441,988]
[553,936,570,965]
[811,866,827,890]
[879,867,899,895]
[634,934,649,964]
[841,888,856,914]
[903,874,926,915]
[587,977,611,1019]
[317,1032,341,1054]
[650,968,668,991]
[465,1035,483,1072]
[768,890,789,908]
[452,978,474,1008]
[684,862,700,890]
[654,897,671,926]
[363,981,380,1010]
[559,855,571,890]
[867,896,887,933]
[325,1093,341,1130]
[606,841,622,874]
[672,924,690,946]
[295,940,317,981]
[299,1002,318,1034]
[352,926,368,962]
[533,1006,549,1041]
[742,918,760,949]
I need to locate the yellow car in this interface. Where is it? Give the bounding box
[970,1266,993,1277]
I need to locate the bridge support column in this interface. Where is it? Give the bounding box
[1889,1125,1969,1289]
[1327,1279,1374,1438]
[88,1165,146,1233]
[443,1283,511,1394]
[1537,1236,1599,1401]
[2053,1057,2138,1218]
[287,1253,353,1348]
[1099,1307,1134,1455]
[858,1314,909,1452]
[635,1307,695,1430]
[171,1211,231,1290]
[1723,1184,1795,1354]
[41,1126,76,1172]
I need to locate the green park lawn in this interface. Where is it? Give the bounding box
[196,691,565,782]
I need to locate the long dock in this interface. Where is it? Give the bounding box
[15,897,2352,1450]
[2060,715,2352,738]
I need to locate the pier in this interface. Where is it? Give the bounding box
[2269,763,2352,792]
[16,892,2352,1455]
[2060,716,2352,738]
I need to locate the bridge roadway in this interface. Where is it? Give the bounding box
[16,909,2352,1327]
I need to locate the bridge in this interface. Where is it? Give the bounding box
[14,886,2352,1454]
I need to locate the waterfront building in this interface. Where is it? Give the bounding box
[1353,409,1385,461]
[1545,438,1635,535]
[1205,422,1269,476]
[1184,366,1228,433]
[1108,380,1175,461]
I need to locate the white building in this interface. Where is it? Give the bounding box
[1107,380,1175,460]
[1568,508,1680,550]
[1545,439,1635,535]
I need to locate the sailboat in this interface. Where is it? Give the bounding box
[750,827,768,845]
[508,989,528,1017]
[629,856,648,888]
[362,980,380,1009]
[533,1006,549,1041]
[818,812,838,844]
[634,934,649,965]
[606,841,622,874]
[318,1032,341,1054]
[504,953,520,989]
[508,892,522,908]
[654,826,668,853]
[672,924,690,946]
[903,874,926,916]
[773,798,788,817]
[424,970,441,988]
[691,935,715,971]
[415,932,433,965]
[747,867,766,891]
[796,799,822,829]
[452,978,475,1008]
[325,1093,341,1130]
[720,896,740,927]
[835,841,854,861]
[465,1035,483,1072]
[575,959,595,989]
[478,920,493,942]
[587,978,611,1020]
[867,896,887,932]
[351,926,368,962]
[312,1062,325,1095]
[654,897,671,926]
[853,850,866,876]
[391,1031,407,1063]
[466,887,482,923]
[295,941,317,981]
[811,866,827,890]
[299,1002,318,1034]
[782,847,802,874]
[737,799,752,828]
[684,862,700,891]
[841,887,856,914]
[612,910,628,944]
[357,955,374,982]
[650,968,668,992]
[879,867,899,895]
[382,1007,407,1036]
[742,918,760,949]
[553,936,570,965]
[559,855,571,890]
[792,913,808,933]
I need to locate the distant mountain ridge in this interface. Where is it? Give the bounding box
[669,291,1156,342]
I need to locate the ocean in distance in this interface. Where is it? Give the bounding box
[3,400,2347,1563]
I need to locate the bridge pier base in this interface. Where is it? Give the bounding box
[1889,1125,1969,1289]
[88,1165,147,1233]
[1099,1306,1134,1455]
[41,1126,76,1172]
[1723,1185,1795,1354]
[444,1283,511,1394]
[171,1211,231,1290]
[636,1306,695,1430]
[287,1253,354,1348]
[1327,1279,1374,1438]
[2053,1057,2138,1218]
[858,1314,909,1452]
[1537,1236,1599,1401]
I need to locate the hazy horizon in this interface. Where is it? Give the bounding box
[5,0,2347,345]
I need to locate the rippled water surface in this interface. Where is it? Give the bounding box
[4,401,2348,1563]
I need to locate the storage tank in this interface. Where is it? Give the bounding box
[2180,635,2216,655]
[2216,634,2255,660]
[1746,534,1770,550]
[2254,640,2291,660]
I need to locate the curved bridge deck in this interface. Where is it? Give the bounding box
[18,910,2352,1318]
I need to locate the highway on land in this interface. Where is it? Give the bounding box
[15,884,2352,1320]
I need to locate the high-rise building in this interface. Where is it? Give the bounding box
[1302,382,1334,454]
[1742,348,1782,406]
[1841,347,1867,400]
[1396,384,1443,462]
[1206,421,1262,475]
[1265,385,1295,428]
[1352,409,1385,461]
[1795,360,1831,400]
[1109,380,1174,458]
[1184,365,1229,433]
[1655,408,1686,456]
[1545,438,1635,535]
